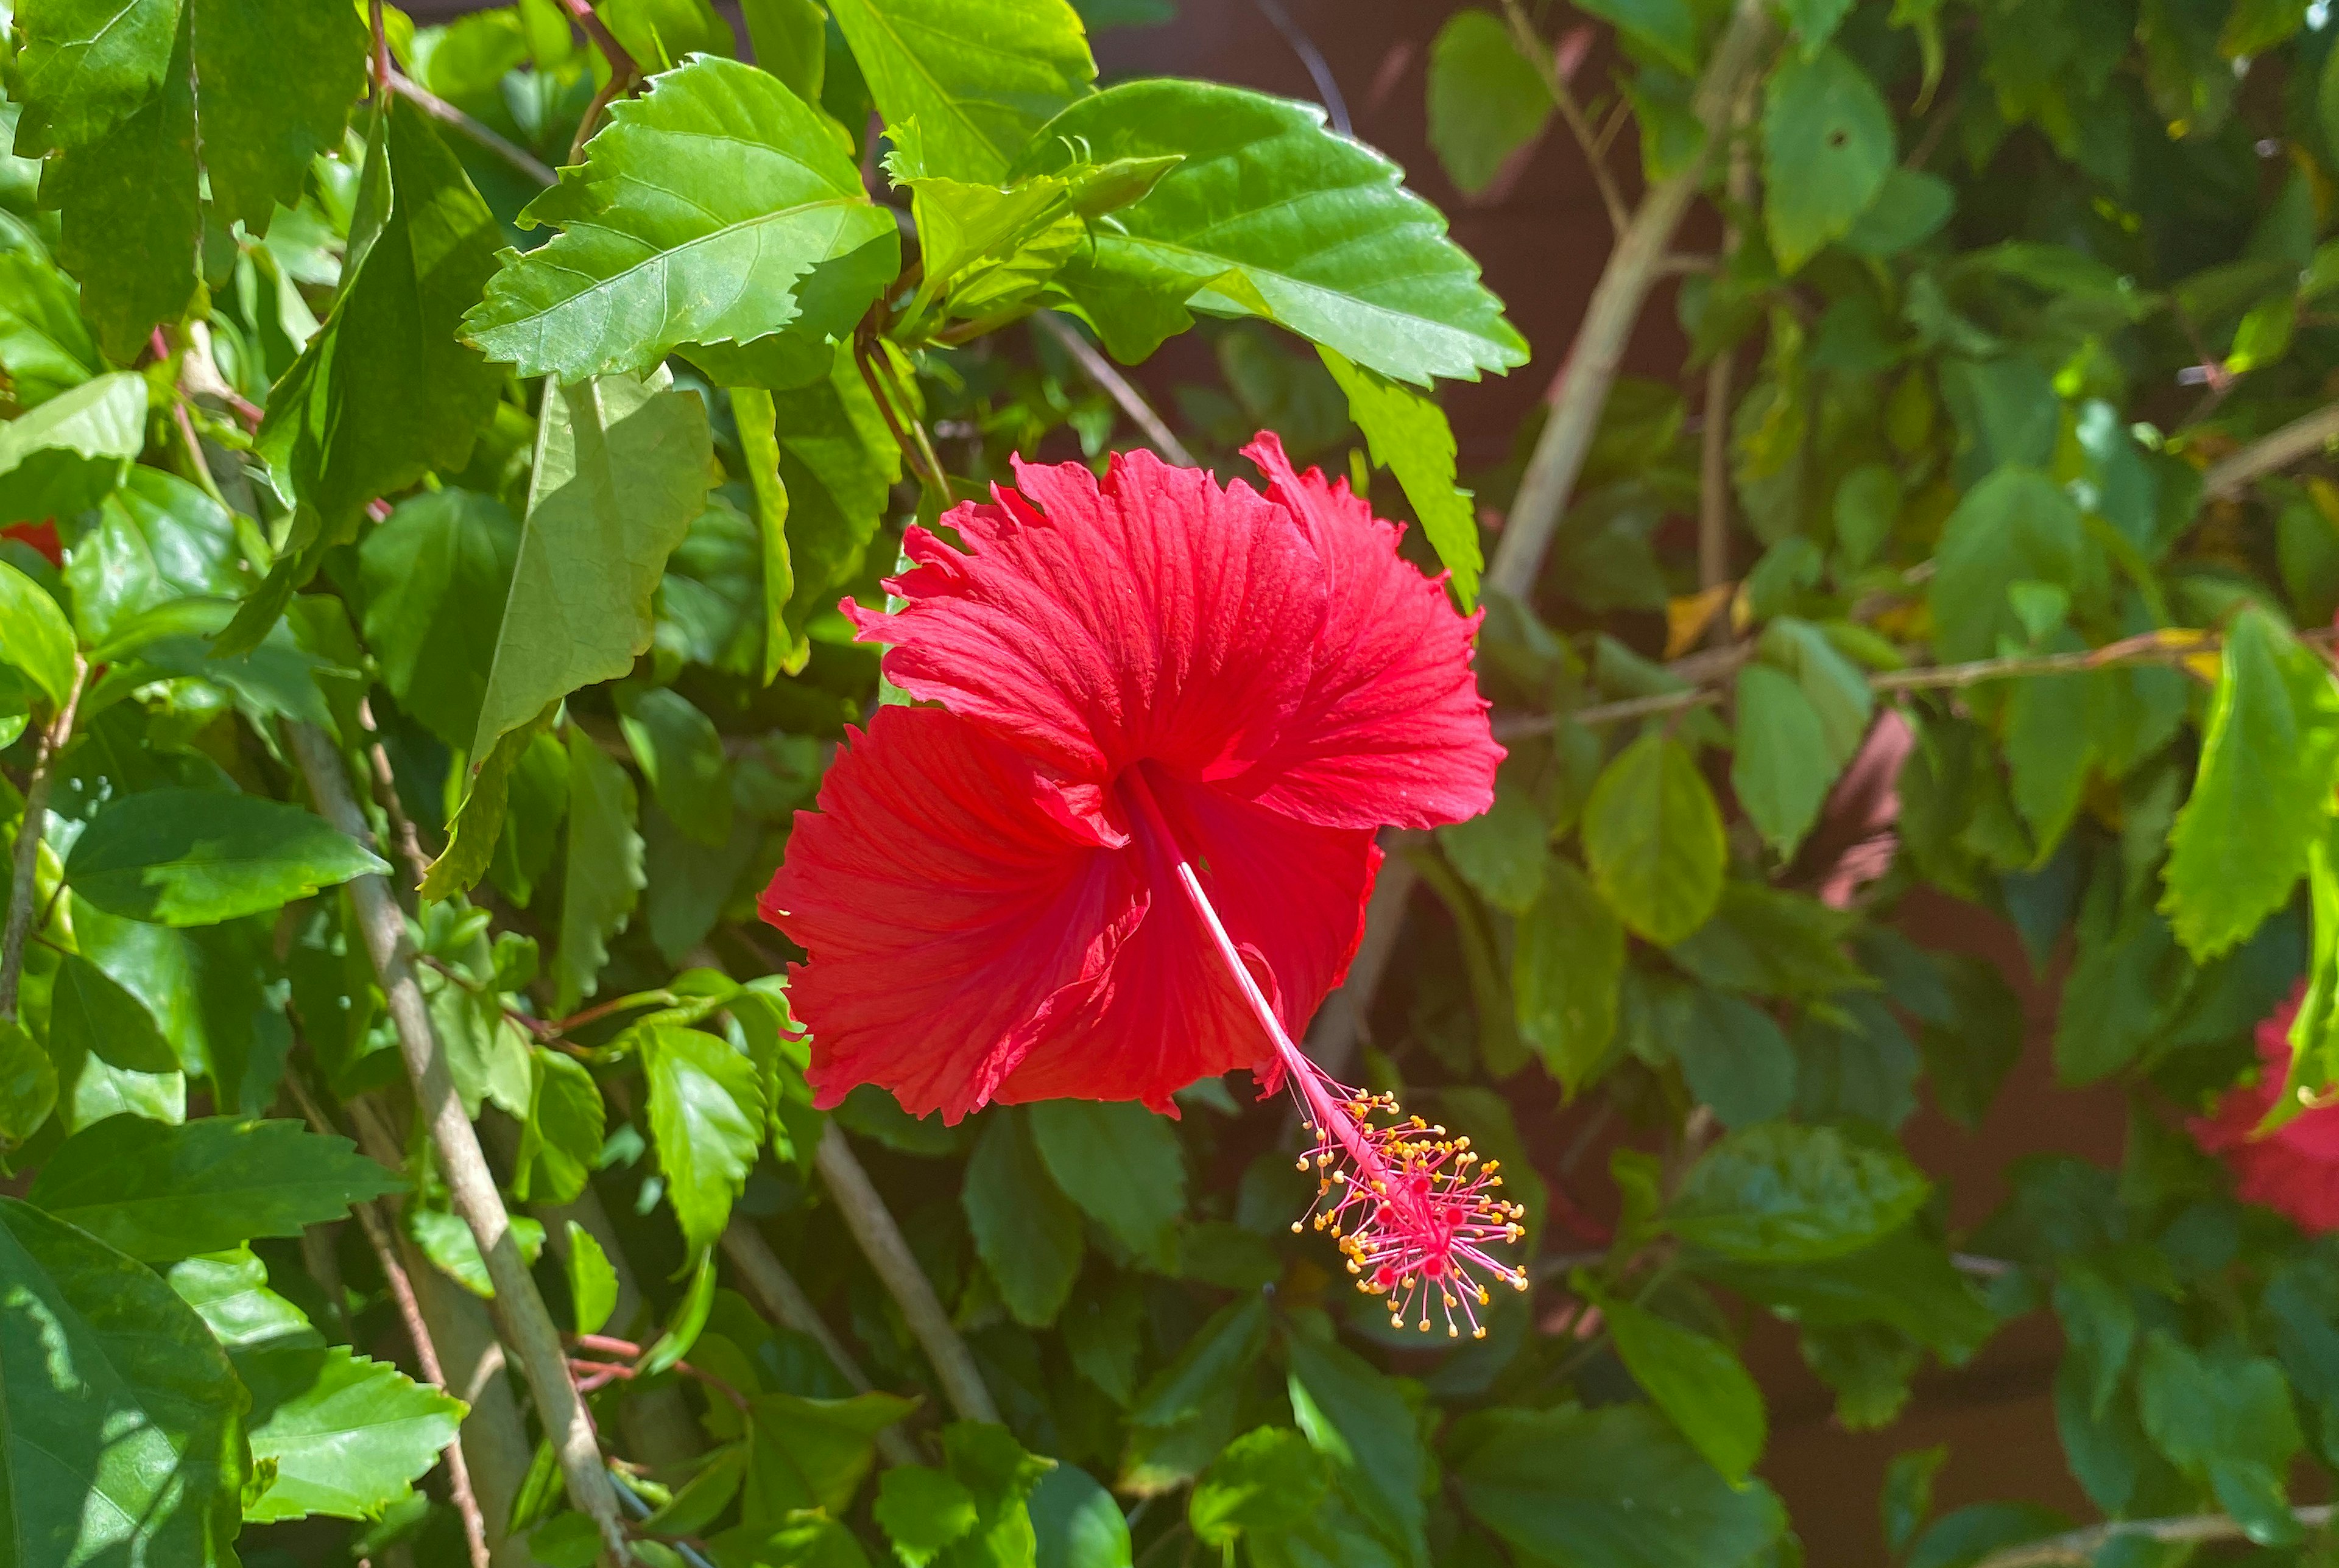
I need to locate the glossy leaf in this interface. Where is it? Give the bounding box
[238,1346,466,1522]
[1596,1291,1766,1483]
[65,788,386,926]
[828,0,1095,182]
[0,369,144,526]
[643,1024,769,1253]
[1320,346,1482,607]
[0,558,78,706]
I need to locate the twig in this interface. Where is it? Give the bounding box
[816,1122,1001,1424]
[1696,90,1756,611]
[1494,625,2316,739]
[285,722,633,1566]
[284,1069,493,1568]
[1967,1506,2333,1568]
[1,654,85,1027]
[856,336,950,499]
[1499,0,1624,233]
[611,1474,721,1568]
[720,1217,923,1466]
[1249,0,1349,136]
[559,0,639,82]
[567,1336,750,1412]
[2200,399,2339,499]
[369,0,390,94]
[389,72,557,186]
[1034,312,1197,468]
[1484,0,1777,603]
[358,698,434,892]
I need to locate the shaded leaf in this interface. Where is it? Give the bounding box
[965,1109,1085,1326]
[1028,1098,1185,1257]
[1583,732,1726,944]
[1670,1123,1929,1264]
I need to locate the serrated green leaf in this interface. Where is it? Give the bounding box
[27,1115,401,1261]
[555,728,647,1014]
[191,0,370,230]
[743,1390,917,1524]
[2135,1335,2304,1544]
[253,95,507,578]
[1670,1123,1929,1264]
[730,385,805,681]
[1659,985,1797,1128]
[63,466,244,646]
[1594,1291,1766,1483]
[166,1246,317,1350]
[470,369,714,762]
[65,788,387,926]
[515,1049,607,1208]
[361,488,521,753]
[2162,607,2339,959]
[643,1025,767,1253]
[1028,1099,1185,1257]
[1582,731,1725,944]
[10,0,181,149]
[1514,855,1623,1093]
[766,353,901,654]
[743,0,829,103]
[0,369,145,525]
[829,0,1095,182]
[876,1466,979,1567]
[1012,80,1528,385]
[0,557,79,706]
[1762,45,1896,272]
[1319,345,1481,607]
[1190,1426,1327,1547]
[1031,1463,1132,1568]
[464,55,899,381]
[1284,1334,1428,1559]
[964,1109,1085,1326]
[0,1196,248,1565]
[238,1346,466,1522]
[1425,9,1551,196]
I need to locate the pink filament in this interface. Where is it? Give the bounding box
[1119,769,1529,1337]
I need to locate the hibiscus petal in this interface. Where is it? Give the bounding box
[995,771,1379,1109]
[1238,432,1503,829]
[850,450,1327,790]
[760,706,1141,1123]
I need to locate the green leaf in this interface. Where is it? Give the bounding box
[0,1019,60,1147]
[190,0,371,231]
[1012,80,1529,384]
[876,1466,980,1567]
[238,1346,466,1522]
[828,0,1095,182]
[2003,661,2094,860]
[464,56,900,381]
[64,466,243,645]
[2161,607,2339,959]
[1514,855,1625,1093]
[10,0,181,149]
[1030,1464,1132,1568]
[1762,45,1896,272]
[1593,1291,1766,1483]
[360,488,521,753]
[554,728,647,1014]
[643,1024,768,1253]
[1425,8,1551,196]
[64,787,387,926]
[1582,732,1726,944]
[0,557,79,706]
[255,96,507,568]
[730,385,805,681]
[1130,1296,1269,1428]
[27,1114,401,1261]
[1190,1426,1328,1548]
[1927,468,2089,663]
[514,1048,607,1208]
[1731,663,1839,859]
[743,1390,917,1524]
[0,250,102,409]
[0,1196,247,1565]
[1452,1404,1786,1568]
[48,949,179,1078]
[166,1246,316,1351]
[407,1204,546,1297]
[1028,1099,1185,1257]
[2135,1335,2305,1544]
[619,687,735,849]
[1574,0,1699,74]
[743,0,830,104]
[470,369,715,762]
[1662,984,1798,1127]
[1670,1123,1930,1264]
[1319,345,1482,607]
[1284,1333,1429,1558]
[964,1109,1085,1326]
[422,706,559,903]
[1780,0,1855,54]
[0,369,145,525]
[565,1221,621,1336]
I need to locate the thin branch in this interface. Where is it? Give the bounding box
[1249,0,1349,137]
[1,654,86,1028]
[285,722,633,1566]
[285,1070,492,1568]
[856,335,950,499]
[1495,625,2321,739]
[1033,312,1197,468]
[389,72,557,186]
[1696,87,1757,611]
[358,698,434,893]
[369,0,390,95]
[1967,1506,2333,1568]
[559,0,639,82]
[1484,0,1777,603]
[2200,399,2339,499]
[816,1123,1001,1424]
[1500,0,1625,234]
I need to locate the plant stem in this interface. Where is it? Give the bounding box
[2200,398,2339,499]
[389,72,557,186]
[560,0,640,81]
[1484,0,1776,603]
[1,654,85,1027]
[1500,0,1623,233]
[286,722,633,1566]
[1966,1506,2332,1568]
[1033,312,1196,468]
[1696,86,1757,614]
[815,1122,1002,1424]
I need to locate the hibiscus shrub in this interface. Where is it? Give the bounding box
[6,0,2339,1563]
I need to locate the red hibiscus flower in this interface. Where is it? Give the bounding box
[1,519,63,568]
[2189,985,2339,1234]
[763,435,1525,1334]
